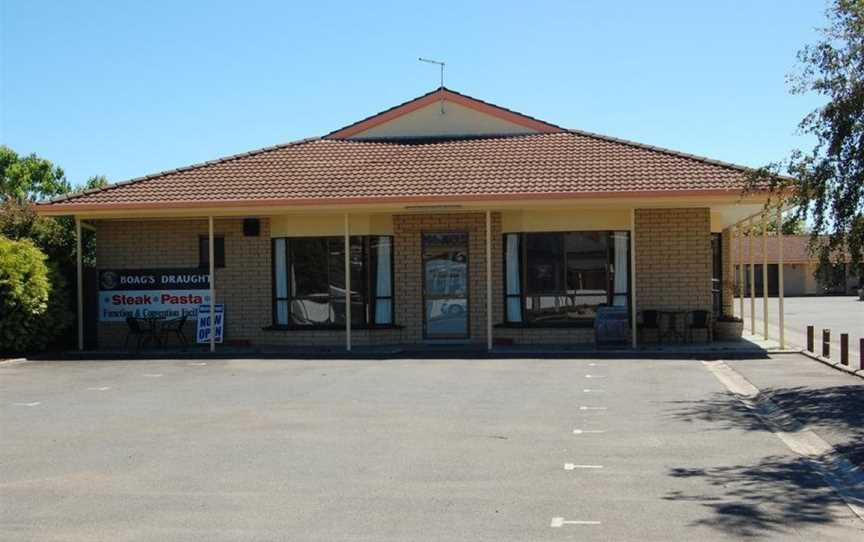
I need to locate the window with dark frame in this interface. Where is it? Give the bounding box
[503,231,630,326]
[271,236,394,328]
[198,236,225,269]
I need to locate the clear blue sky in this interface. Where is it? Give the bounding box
[1,0,827,188]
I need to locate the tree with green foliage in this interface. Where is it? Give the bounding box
[751,0,864,275]
[0,146,110,351]
[0,236,72,353]
[0,146,71,202]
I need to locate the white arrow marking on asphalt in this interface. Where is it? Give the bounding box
[564,463,604,470]
[551,517,601,527]
[12,402,41,407]
[573,429,606,434]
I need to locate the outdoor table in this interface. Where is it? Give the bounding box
[658,310,687,343]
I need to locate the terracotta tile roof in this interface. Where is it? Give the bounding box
[731,235,850,264]
[41,131,757,210]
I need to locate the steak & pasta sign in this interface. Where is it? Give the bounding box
[98,269,211,322]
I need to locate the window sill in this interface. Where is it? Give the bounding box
[262,324,403,332]
[495,321,597,329]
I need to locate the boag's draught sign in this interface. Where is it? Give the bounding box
[98,268,211,322]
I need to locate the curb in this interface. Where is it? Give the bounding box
[799,349,864,380]
[0,357,29,367]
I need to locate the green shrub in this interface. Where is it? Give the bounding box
[0,235,69,353]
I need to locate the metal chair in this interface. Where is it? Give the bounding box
[638,310,661,344]
[687,310,713,343]
[124,316,159,352]
[159,315,189,349]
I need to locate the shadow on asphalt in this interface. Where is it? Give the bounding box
[664,456,845,538]
[664,386,864,537]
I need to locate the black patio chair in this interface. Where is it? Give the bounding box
[159,315,189,349]
[687,310,713,343]
[124,316,159,352]
[638,310,661,344]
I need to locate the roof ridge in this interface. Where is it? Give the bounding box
[42,136,322,205]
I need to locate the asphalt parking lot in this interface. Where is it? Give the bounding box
[2,356,863,541]
[740,295,863,360]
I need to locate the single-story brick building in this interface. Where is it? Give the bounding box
[37,87,780,352]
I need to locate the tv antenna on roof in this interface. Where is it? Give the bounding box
[418,57,445,88]
[418,57,446,114]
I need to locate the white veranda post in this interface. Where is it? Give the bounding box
[762,213,769,340]
[209,216,215,353]
[485,211,493,352]
[777,206,786,349]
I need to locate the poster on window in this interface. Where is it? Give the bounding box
[97,268,211,322]
[196,304,224,344]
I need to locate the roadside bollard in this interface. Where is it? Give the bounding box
[807,325,814,352]
[822,329,830,359]
[840,334,849,366]
[860,339,864,371]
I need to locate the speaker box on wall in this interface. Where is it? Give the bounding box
[243,218,260,237]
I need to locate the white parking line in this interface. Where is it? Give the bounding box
[584,374,606,379]
[189,362,207,366]
[87,387,111,391]
[573,429,606,434]
[564,463,604,470]
[551,517,601,527]
[579,406,607,411]
[588,363,604,367]
[143,373,163,378]
[582,389,604,393]
[12,402,41,407]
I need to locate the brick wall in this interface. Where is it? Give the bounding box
[95,218,272,348]
[392,212,503,344]
[93,207,717,350]
[634,208,712,313]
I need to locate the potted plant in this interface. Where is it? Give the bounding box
[714,315,744,341]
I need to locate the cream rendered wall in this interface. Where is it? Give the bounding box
[269,214,393,237]
[349,100,538,139]
[501,209,631,232]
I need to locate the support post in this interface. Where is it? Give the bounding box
[208,217,215,353]
[777,207,785,349]
[485,211,493,352]
[344,214,351,352]
[631,209,638,349]
[748,218,755,335]
[75,217,84,351]
[762,213,769,340]
[807,325,814,352]
[738,226,744,320]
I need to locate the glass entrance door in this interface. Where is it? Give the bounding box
[422,232,469,339]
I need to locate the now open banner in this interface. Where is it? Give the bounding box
[98,268,211,322]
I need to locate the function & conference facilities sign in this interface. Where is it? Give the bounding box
[98,268,211,322]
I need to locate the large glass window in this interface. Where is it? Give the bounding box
[504,231,630,325]
[271,236,394,327]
